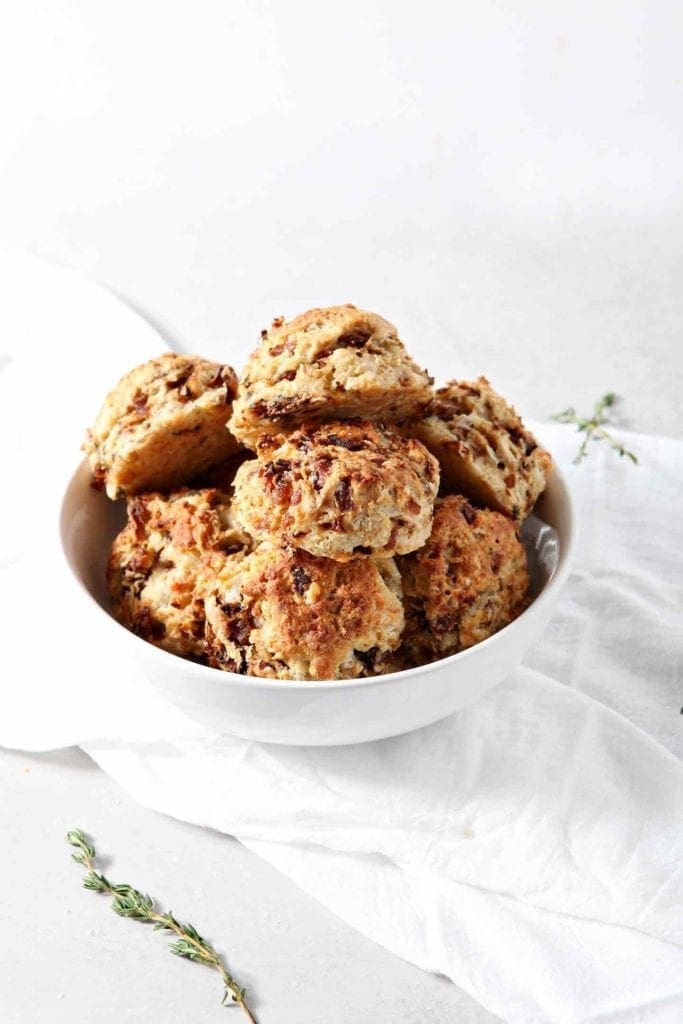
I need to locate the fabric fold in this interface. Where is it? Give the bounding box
[82,666,682,949]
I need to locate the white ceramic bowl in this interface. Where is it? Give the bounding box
[60,459,575,746]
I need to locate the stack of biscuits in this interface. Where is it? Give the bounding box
[86,304,552,681]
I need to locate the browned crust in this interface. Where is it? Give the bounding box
[84,353,242,499]
[107,487,250,658]
[204,543,404,680]
[397,495,529,665]
[232,420,440,560]
[407,377,552,520]
[229,305,433,447]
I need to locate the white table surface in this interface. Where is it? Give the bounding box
[0,745,500,1024]
[1,2,682,1022]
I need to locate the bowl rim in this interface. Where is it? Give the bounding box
[60,458,577,692]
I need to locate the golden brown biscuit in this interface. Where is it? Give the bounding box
[85,353,241,499]
[107,487,250,658]
[229,305,433,448]
[203,543,404,680]
[398,495,529,665]
[232,421,440,561]
[409,377,552,520]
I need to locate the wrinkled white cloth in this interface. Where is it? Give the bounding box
[1,255,681,1024]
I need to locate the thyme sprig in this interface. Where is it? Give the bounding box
[66,829,256,1021]
[552,392,638,465]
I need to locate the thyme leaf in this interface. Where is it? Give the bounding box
[66,829,256,1021]
[552,392,638,465]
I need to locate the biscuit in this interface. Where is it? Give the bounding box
[107,487,250,658]
[409,377,552,520]
[398,495,529,665]
[232,421,440,560]
[85,353,241,499]
[203,543,404,680]
[229,305,433,448]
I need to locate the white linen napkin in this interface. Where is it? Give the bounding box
[1,255,681,1023]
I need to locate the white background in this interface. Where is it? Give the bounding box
[1,2,682,1022]
[1,1,682,434]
